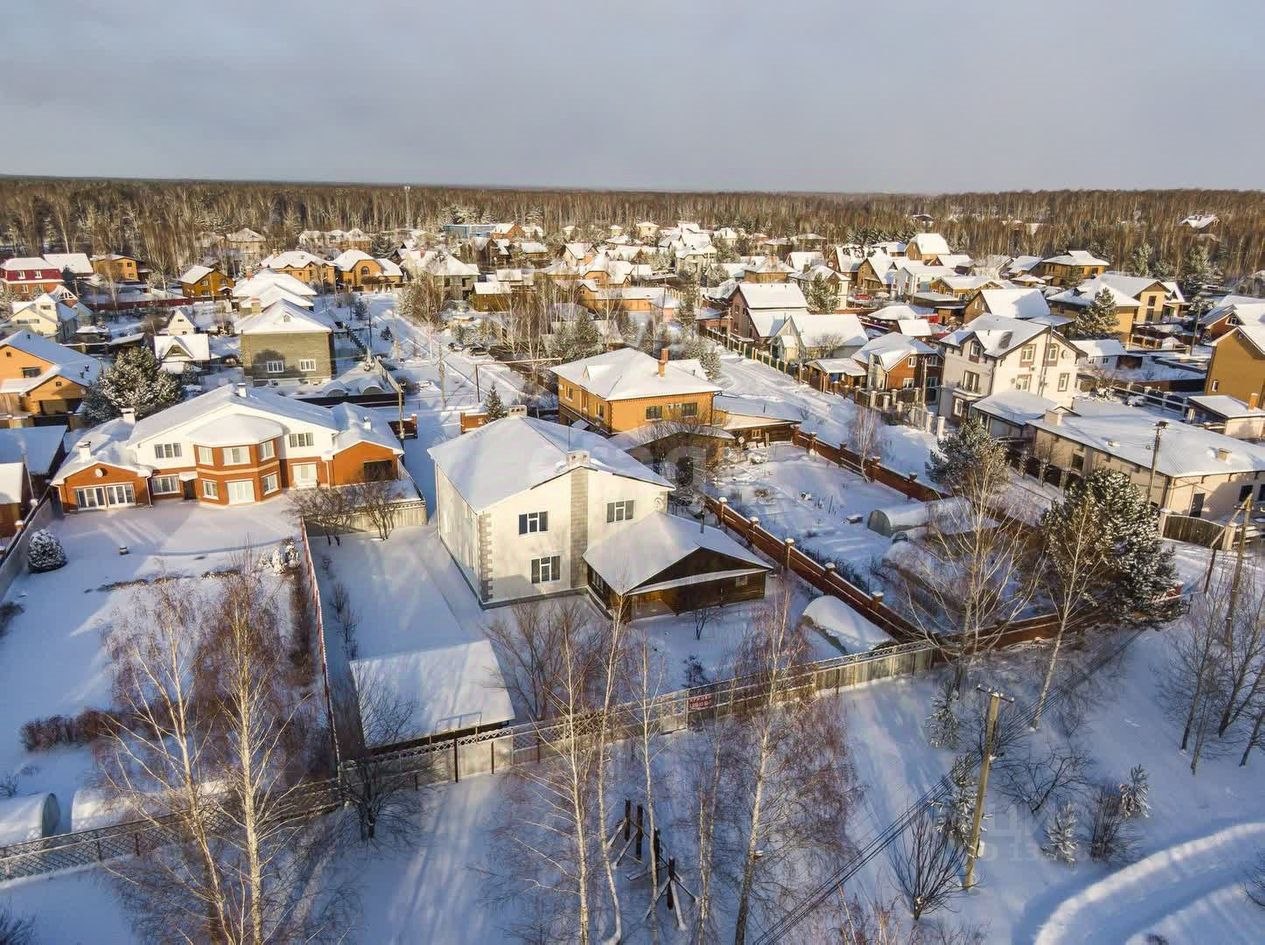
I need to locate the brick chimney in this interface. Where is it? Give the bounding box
[120,407,136,424]
[658,347,668,377]
[1251,392,1260,410]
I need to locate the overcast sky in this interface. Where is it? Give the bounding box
[4,0,1262,192]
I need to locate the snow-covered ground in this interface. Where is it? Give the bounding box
[714,441,910,582]
[0,502,296,828]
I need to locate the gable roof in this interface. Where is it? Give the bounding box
[43,253,94,276]
[854,332,936,370]
[941,314,1050,357]
[0,330,102,384]
[908,232,951,256]
[428,414,671,512]
[583,511,769,595]
[236,299,332,334]
[1043,250,1109,267]
[232,271,316,299]
[734,282,808,311]
[977,287,1051,319]
[179,264,214,284]
[552,348,719,401]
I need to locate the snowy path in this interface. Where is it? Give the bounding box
[1032,821,1265,945]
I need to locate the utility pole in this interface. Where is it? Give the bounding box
[1204,496,1251,592]
[1144,419,1168,509]
[438,349,448,409]
[964,686,1012,890]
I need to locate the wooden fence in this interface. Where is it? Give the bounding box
[789,429,945,502]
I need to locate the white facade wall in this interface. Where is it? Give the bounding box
[434,465,481,593]
[939,333,1079,418]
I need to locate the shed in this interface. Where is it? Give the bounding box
[800,596,893,653]
[0,793,60,845]
[867,497,970,537]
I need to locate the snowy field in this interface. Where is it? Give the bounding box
[0,501,297,829]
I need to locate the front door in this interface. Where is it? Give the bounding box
[227,480,255,505]
[1189,492,1205,518]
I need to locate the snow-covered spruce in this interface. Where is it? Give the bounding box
[80,346,182,425]
[1042,801,1079,865]
[259,538,301,574]
[1118,764,1151,819]
[26,529,66,573]
[925,680,960,749]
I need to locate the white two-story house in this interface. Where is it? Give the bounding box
[937,314,1079,421]
[429,409,674,605]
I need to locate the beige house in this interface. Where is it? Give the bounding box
[1035,250,1109,287]
[552,347,719,435]
[1028,402,1265,520]
[937,314,1079,420]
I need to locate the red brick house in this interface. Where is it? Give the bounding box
[52,384,404,511]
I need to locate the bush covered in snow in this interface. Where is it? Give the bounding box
[26,529,66,573]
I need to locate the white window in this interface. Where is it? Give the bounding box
[75,486,104,509]
[227,480,255,505]
[1019,344,1035,365]
[519,511,548,534]
[262,473,279,495]
[291,463,318,487]
[202,479,219,499]
[288,432,314,449]
[298,358,317,373]
[606,500,635,523]
[224,446,249,465]
[259,439,275,461]
[196,446,214,465]
[105,484,134,506]
[151,475,180,495]
[153,443,182,460]
[1014,374,1032,391]
[531,555,561,584]
[266,359,285,374]
[1211,380,1220,392]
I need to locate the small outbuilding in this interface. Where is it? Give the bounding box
[799,596,893,654]
[866,497,970,538]
[0,792,60,845]
[584,511,771,617]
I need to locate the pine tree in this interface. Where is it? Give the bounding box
[369,232,395,258]
[81,347,182,425]
[1118,764,1150,819]
[27,529,67,573]
[1069,288,1120,339]
[1041,802,1078,864]
[1180,244,1220,298]
[926,416,1006,495]
[700,346,723,381]
[804,274,840,313]
[925,680,961,749]
[572,310,603,358]
[1074,470,1178,624]
[484,385,507,421]
[1126,242,1154,277]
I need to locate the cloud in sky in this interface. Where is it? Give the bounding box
[3,0,1262,192]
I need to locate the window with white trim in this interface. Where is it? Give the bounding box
[1057,372,1070,392]
[292,463,317,486]
[1019,344,1035,365]
[299,358,317,373]
[151,475,181,495]
[196,446,214,465]
[531,555,561,584]
[153,443,182,460]
[202,479,219,499]
[224,446,249,465]
[262,473,279,495]
[259,439,275,461]
[266,359,285,374]
[606,500,635,523]
[288,432,314,448]
[519,511,548,534]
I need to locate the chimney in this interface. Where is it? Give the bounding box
[566,449,590,467]
[362,416,372,431]
[120,407,136,424]
[1216,447,1232,463]
[1043,409,1062,426]
[76,438,92,458]
[234,383,248,397]
[1251,392,1260,410]
[658,347,668,377]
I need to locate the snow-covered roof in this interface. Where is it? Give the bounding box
[941,314,1049,356]
[868,303,933,322]
[0,330,102,385]
[781,313,868,350]
[236,299,333,335]
[854,332,935,370]
[972,389,1059,425]
[43,252,94,276]
[896,318,934,337]
[552,348,720,401]
[977,288,1051,319]
[331,249,374,271]
[428,413,671,512]
[0,793,59,846]
[1048,282,1140,310]
[0,462,25,504]
[1030,400,1265,478]
[1186,395,1265,420]
[1200,295,1265,328]
[735,282,808,311]
[154,333,211,362]
[583,511,768,595]
[1,257,55,272]
[800,596,893,653]
[714,394,805,424]
[232,271,316,299]
[908,232,951,257]
[1043,250,1109,267]
[1069,338,1126,359]
[179,264,214,284]
[260,251,326,271]
[0,425,65,477]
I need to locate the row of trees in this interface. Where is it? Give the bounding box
[5,178,1265,280]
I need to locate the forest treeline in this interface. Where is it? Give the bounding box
[1,177,1262,281]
